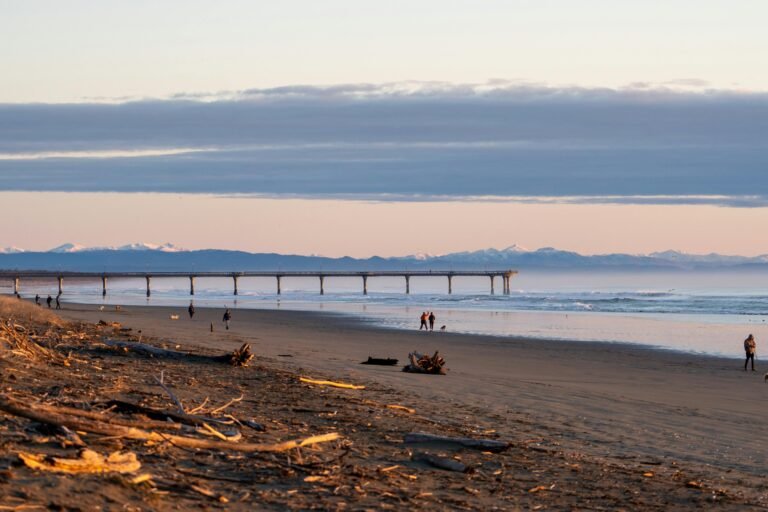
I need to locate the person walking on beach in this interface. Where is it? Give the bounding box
[188,302,195,319]
[35,294,40,306]
[419,312,429,331]
[223,308,232,330]
[55,294,61,310]
[46,295,52,308]
[744,334,756,371]
[428,311,436,331]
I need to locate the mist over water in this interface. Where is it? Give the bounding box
[5,271,767,358]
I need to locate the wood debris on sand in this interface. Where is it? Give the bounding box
[0,296,763,510]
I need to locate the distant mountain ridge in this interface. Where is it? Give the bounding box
[1,243,767,272]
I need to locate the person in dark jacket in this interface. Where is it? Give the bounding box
[223,308,232,330]
[188,302,195,319]
[46,295,52,308]
[428,312,436,331]
[744,334,757,371]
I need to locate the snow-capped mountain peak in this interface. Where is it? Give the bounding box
[49,243,88,253]
[115,243,183,252]
[48,242,184,253]
[501,244,529,253]
[0,246,25,254]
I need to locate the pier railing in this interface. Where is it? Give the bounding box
[0,270,518,297]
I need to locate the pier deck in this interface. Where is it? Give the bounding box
[0,270,518,296]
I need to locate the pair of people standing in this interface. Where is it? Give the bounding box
[419,311,436,331]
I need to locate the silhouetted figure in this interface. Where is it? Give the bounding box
[419,312,428,331]
[55,295,61,310]
[46,295,52,308]
[223,308,232,330]
[744,334,756,371]
[428,311,436,331]
[188,302,195,319]
[35,294,40,306]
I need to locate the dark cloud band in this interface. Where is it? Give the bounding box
[1,82,766,202]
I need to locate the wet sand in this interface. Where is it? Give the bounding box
[58,302,768,481]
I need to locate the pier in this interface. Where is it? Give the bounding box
[1,270,518,297]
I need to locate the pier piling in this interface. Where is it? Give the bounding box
[146,276,151,297]
[232,276,238,295]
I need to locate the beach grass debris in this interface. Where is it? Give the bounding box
[0,394,340,453]
[18,449,141,475]
[299,377,365,390]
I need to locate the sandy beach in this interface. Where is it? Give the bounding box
[54,303,768,500]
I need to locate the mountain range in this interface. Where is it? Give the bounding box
[1,243,767,272]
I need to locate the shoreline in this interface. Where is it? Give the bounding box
[27,290,766,359]
[57,295,755,361]
[56,301,768,482]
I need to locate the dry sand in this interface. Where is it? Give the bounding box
[56,303,768,498]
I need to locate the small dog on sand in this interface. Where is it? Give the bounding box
[440,325,446,332]
[114,305,122,311]
[169,314,179,320]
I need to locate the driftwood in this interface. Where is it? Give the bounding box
[19,449,141,474]
[361,357,398,366]
[402,351,446,375]
[0,394,339,453]
[404,432,510,453]
[101,340,253,367]
[105,400,237,428]
[299,377,365,390]
[412,452,468,473]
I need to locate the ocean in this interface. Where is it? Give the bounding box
[5,270,767,358]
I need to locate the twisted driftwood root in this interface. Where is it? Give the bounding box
[402,351,446,375]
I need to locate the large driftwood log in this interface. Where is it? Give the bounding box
[101,340,253,367]
[404,432,510,453]
[360,357,398,366]
[0,394,338,453]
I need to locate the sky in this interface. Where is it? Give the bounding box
[1,1,767,256]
